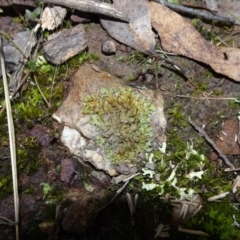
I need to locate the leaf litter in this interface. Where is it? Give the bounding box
[100,0,155,55]
[149,1,240,82]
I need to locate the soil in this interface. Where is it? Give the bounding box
[1,4,240,240]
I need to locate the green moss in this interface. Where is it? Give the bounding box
[140,128,232,199]
[194,81,208,95]
[212,88,224,96]
[228,97,240,110]
[125,73,137,82]
[117,50,145,64]
[167,103,187,127]
[83,87,156,163]
[66,51,100,69]
[39,183,64,205]
[0,175,13,198]
[17,136,41,174]
[0,135,41,199]
[188,201,240,240]
[136,123,240,237]
[13,71,64,124]
[14,87,47,122]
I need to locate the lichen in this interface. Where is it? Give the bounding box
[83,87,156,163]
[139,129,233,200]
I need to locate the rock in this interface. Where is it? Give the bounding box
[115,163,131,175]
[60,158,76,184]
[60,126,86,157]
[0,31,32,77]
[101,39,117,54]
[90,170,109,183]
[43,24,87,64]
[145,162,155,170]
[53,64,166,176]
[26,124,52,147]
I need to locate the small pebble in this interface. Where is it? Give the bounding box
[145,162,155,170]
[60,158,76,184]
[101,39,116,54]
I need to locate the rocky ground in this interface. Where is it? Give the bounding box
[1,2,240,240]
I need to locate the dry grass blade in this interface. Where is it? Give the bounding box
[0,36,19,240]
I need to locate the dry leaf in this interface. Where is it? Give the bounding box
[149,2,240,82]
[41,6,67,31]
[205,0,218,12]
[101,0,155,55]
[217,0,240,25]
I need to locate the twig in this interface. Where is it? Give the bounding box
[152,53,189,74]
[178,225,210,237]
[0,72,30,116]
[153,0,235,25]
[48,204,62,240]
[207,191,229,201]
[188,118,235,169]
[9,29,36,92]
[175,95,238,101]
[225,167,240,172]
[38,0,129,22]
[95,174,139,213]
[33,75,51,108]
[0,35,19,240]
[96,180,130,212]
[0,216,17,226]
[237,120,240,147]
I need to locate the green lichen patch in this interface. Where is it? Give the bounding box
[83,87,156,163]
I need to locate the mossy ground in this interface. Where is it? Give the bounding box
[83,86,155,163]
[0,50,99,199]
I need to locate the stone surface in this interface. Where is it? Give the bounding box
[60,158,76,184]
[53,64,166,176]
[101,39,117,54]
[0,31,31,76]
[43,24,87,64]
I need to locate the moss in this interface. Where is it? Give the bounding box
[0,135,41,199]
[13,67,64,124]
[17,136,41,174]
[188,201,240,240]
[193,81,208,95]
[212,88,224,96]
[228,97,240,110]
[83,86,156,163]
[167,102,187,127]
[134,121,240,238]
[66,51,100,69]
[0,175,13,199]
[140,127,233,199]
[117,50,145,64]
